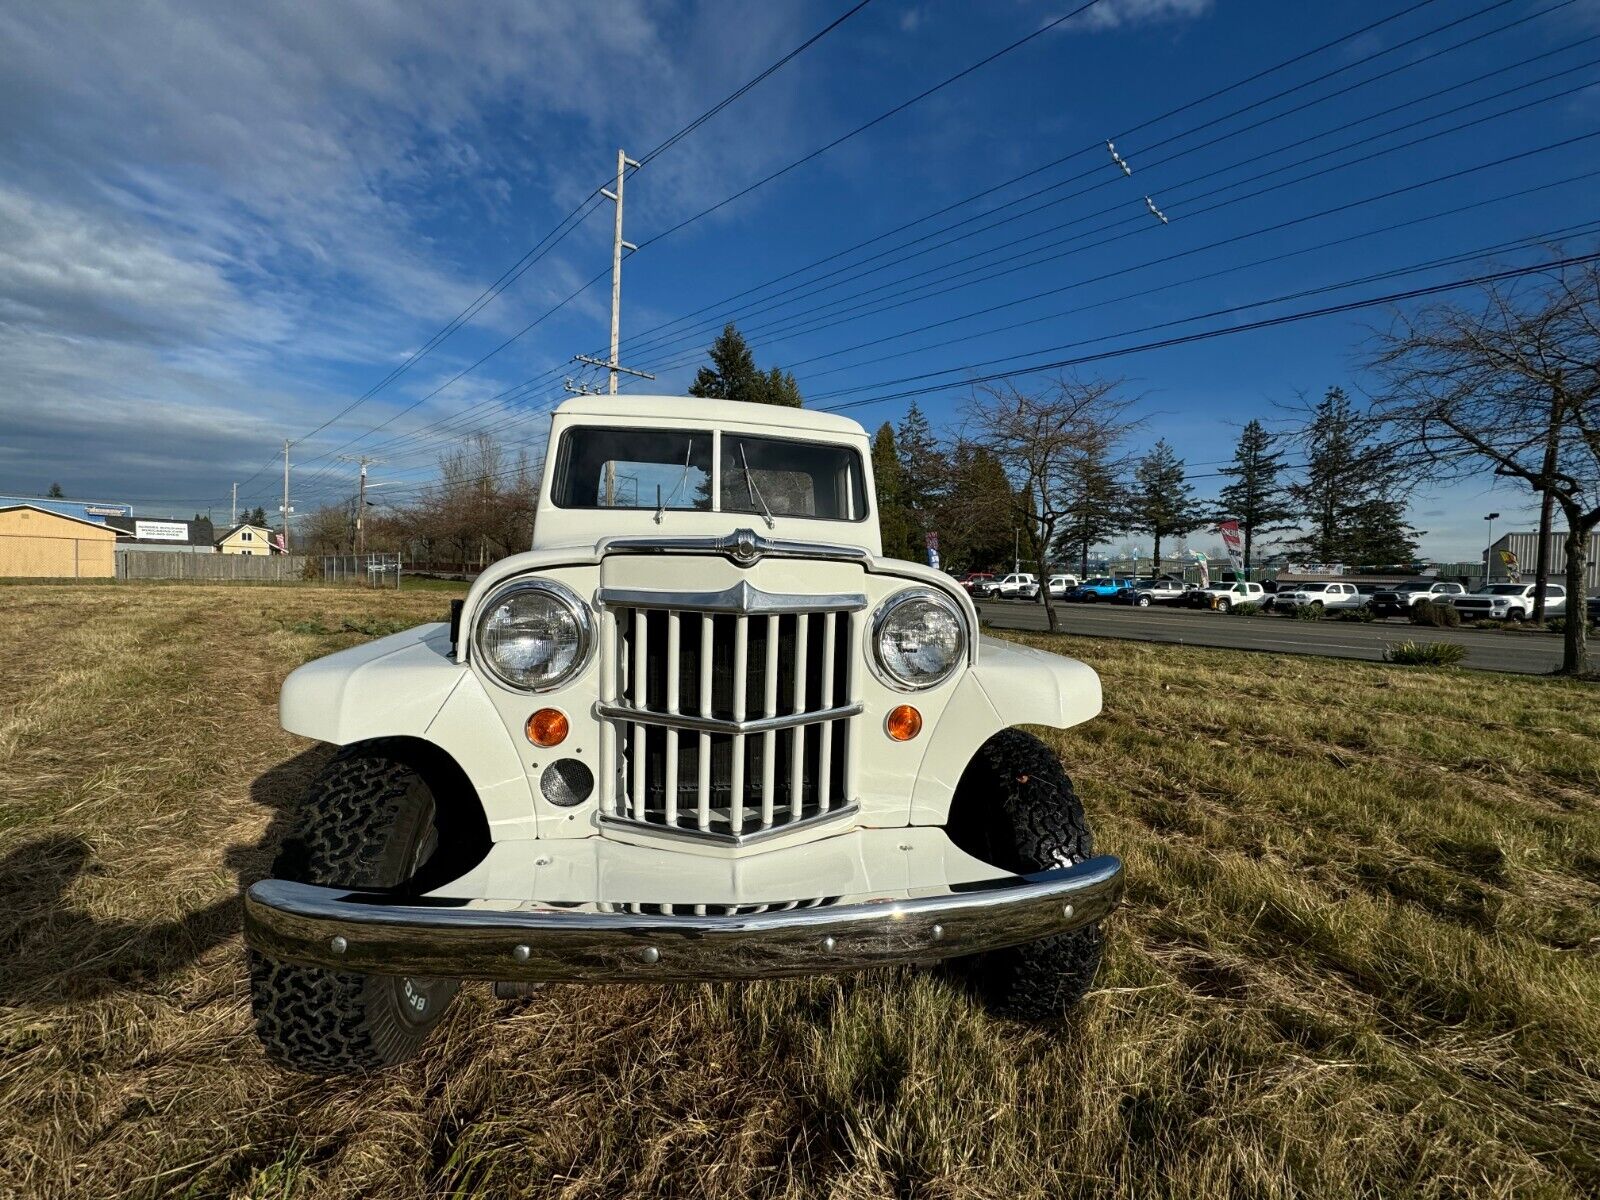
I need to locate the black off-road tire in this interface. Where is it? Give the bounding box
[943,729,1105,1020]
[250,745,459,1074]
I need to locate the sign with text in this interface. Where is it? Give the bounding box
[1216,520,1244,571]
[134,520,188,542]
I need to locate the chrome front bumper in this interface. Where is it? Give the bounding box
[243,854,1123,983]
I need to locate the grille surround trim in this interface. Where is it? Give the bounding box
[601,582,859,845]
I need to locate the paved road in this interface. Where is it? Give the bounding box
[976,599,1565,675]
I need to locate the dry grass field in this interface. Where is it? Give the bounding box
[2,582,1598,1199]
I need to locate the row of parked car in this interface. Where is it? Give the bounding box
[955,571,1600,621]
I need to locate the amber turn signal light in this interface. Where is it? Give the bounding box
[885,704,922,741]
[526,708,569,747]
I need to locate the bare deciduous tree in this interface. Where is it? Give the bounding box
[965,374,1138,632]
[1369,256,1600,675]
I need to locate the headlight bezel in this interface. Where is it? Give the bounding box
[471,577,594,693]
[868,586,968,692]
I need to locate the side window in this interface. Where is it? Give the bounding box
[1549,586,1565,597]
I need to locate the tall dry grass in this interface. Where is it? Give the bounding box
[1,584,1596,1199]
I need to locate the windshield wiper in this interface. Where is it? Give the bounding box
[657,439,697,524]
[738,442,775,530]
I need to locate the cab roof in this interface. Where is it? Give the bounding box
[553,394,868,438]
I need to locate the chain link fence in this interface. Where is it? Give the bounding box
[319,553,403,588]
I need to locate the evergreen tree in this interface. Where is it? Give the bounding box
[1051,445,1125,578]
[1128,439,1202,575]
[896,400,945,515]
[1215,418,1293,578]
[688,324,757,401]
[687,325,802,406]
[46,482,65,498]
[871,423,916,560]
[1287,387,1418,565]
[937,444,1015,572]
[247,505,267,527]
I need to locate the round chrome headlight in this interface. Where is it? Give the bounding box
[472,579,592,692]
[870,588,966,690]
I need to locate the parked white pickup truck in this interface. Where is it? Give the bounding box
[1450,583,1566,621]
[1185,581,1265,612]
[1274,581,1366,613]
[978,572,1037,599]
[1368,579,1466,617]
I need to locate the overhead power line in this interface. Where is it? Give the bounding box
[321,0,1476,469]
[818,250,1600,413]
[241,0,877,503]
[319,235,1600,507]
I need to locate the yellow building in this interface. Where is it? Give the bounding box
[0,504,118,578]
[215,523,276,555]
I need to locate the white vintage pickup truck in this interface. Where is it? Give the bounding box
[244,396,1122,1073]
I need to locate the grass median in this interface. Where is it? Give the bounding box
[1,583,1596,1199]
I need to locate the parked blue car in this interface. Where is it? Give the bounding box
[1067,576,1132,602]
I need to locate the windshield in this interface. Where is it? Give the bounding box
[720,433,867,521]
[552,427,712,510]
[553,427,867,520]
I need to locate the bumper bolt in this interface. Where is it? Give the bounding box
[821,935,836,952]
[1062,904,1075,920]
[931,924,944,941]
[329,935,347,955]
[512,944,531,963]
[636,946,660,965]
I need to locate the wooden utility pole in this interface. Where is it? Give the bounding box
[576,149,656,507]
[337,454,384,554]
[280,439,293,553]
[231,482,237,527]
[605,148,635,396]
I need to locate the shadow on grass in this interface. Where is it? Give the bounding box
[0,747,332,1006]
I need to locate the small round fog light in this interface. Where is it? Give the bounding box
[526,708,569,747]
[886,704,922,741]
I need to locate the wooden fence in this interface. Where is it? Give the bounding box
[116,550,311,582]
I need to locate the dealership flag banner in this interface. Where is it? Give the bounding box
[1500,548,1520,583]
[925,531,940,570]
[1191,550,1209,589]
[1217,520,1244,572]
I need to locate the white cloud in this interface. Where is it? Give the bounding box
[1067,0,1214,33]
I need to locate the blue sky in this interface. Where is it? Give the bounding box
[2,0,1597,558]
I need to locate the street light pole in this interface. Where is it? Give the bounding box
[1484,512,1499,582]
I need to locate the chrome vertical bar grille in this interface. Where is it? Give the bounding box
[597,583,865,845]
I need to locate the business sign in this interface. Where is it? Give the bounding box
[1216,520,1244,571]
[84,503,131,517]
[925,531,941,570]
[1286,561,1345,576]
[134,520,188,542]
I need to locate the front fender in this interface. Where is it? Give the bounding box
[278,623,537,836]
[907,635,1101,825]
[279,623,461,744]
